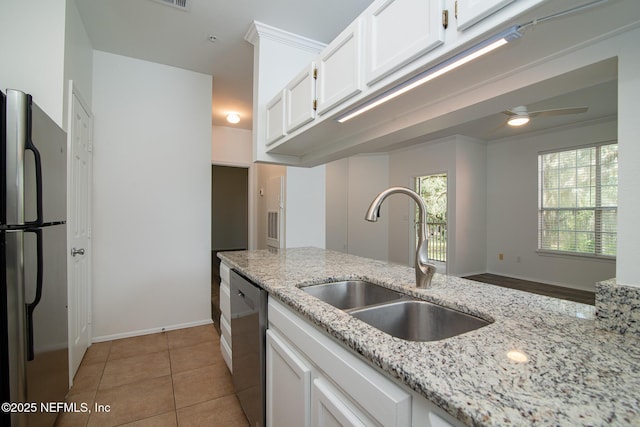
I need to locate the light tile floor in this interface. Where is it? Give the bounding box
[55,324,249,427]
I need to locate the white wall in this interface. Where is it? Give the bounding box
[326,155,390,261]
[326,159,349,253]
[212,125,252,165]
[487,120,617,291]
[0,0,67,126]
[616,31,640,287]
[387,136,487,276]
[453,137,487,276]
[211,125,257,249]
[388,137,457,268]
[285,166,326,249]
[256,163,286,249]
[91,51,212,340]
[64,0,94,114]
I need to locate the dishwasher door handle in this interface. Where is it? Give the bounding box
[236,289,255,311]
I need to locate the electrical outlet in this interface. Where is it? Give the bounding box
[498,253,504,260]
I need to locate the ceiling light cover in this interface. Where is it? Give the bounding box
[226,113,240,124]
[507,115,530,126]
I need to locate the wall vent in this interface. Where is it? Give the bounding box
[267,210,280,248]
[150,0,191,11]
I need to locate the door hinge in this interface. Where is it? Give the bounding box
[313,67,318,79]
[455,1,458,19]
[312,99,317,111]
[442,10,449,29]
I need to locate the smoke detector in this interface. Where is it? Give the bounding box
[150,0,191,11]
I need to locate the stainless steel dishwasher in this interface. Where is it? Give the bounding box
[230,269,267,427]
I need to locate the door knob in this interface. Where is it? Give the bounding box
[71,248,85,256]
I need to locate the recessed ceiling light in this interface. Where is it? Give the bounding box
[226,113,240,124]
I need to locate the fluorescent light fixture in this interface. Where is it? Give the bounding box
[226,112,240,124]
[337,26,522,123]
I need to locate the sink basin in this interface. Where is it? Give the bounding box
[302,280,405,310]
[350,300,490,341]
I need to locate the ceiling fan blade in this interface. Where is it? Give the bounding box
[529,107,588,117]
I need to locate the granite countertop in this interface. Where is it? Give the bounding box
[218,247,640,427]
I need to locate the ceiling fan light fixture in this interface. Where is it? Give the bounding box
[226,112,240,124]
[507,114,530,126]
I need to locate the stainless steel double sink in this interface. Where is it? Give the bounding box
[302,280,490,341]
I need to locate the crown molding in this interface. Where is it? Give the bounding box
[244,20,326,53]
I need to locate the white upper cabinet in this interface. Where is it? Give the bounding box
[455,0,517,31]
[265,89,286,146]
[285,63,317,133]
[366,0,445,85]
[316,19,365,115]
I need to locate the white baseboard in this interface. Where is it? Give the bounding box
[91,318,213,343]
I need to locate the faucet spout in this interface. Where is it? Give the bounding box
[365,187,437,288]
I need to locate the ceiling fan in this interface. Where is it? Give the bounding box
[502,105,589,127]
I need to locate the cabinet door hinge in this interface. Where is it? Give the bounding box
[313,67,318,79]
[312,99,317,111]
[442,10,449,29]
[455,1,458,19]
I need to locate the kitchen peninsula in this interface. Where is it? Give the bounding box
[220,247,639,426]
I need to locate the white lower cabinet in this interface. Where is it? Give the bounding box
[312,378,368,427]
[266,329,311,427]
[219,262,232,372]
[267,298,463,427]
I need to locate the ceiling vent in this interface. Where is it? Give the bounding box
[150,0,191,11]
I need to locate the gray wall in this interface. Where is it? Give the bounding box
[212,165,248,250]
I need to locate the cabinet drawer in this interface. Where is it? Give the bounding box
[220,262,231,283]
[220,314,231,346]
[313,378,370,426]
[220,279,231,320]
[221,334,232,372]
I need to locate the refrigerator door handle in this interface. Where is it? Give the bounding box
[24,228,43,361]
[24,95,44,227]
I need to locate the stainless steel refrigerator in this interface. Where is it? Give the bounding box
[1,89,69,427]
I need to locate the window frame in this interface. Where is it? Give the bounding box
[537,140,617,260]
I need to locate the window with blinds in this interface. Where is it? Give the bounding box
[538,141,617,258]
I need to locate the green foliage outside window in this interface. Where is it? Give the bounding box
[538,142,617,257]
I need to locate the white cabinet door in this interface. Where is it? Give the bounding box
[267,329,312,427]
[366,0,445,85]
[316,19,364,115]
[455,0,516,31]
[312,378,368,427]
[285,63,317,133]
[265,89,286,146]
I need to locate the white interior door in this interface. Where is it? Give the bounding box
[67,83,93,383]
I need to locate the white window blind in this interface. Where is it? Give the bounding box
[538,141,617,258]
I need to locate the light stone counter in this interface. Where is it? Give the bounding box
[219,247,640,427]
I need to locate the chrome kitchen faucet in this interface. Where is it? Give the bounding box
[365,187,437,289]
